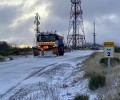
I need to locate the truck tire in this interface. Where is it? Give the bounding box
[32,47,40,56]
[58,47,64,56]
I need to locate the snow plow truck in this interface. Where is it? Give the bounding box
[32,32,64,56]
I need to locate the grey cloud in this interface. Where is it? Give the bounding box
[83,0,120,20]
[0,5,19,25]
[36,0,70,36]
[48,0,70,19]
[1,0,120,45]
[41,16,69,33]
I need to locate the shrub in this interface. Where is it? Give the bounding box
[0,47,32,56]
[74,94,89,100]
[11,48,22,55]
[115,47,120,53]
[88,75,106,90]
[0,41,11,50]
[0,50,10,56]
[0,55,5,62]
[9,57,14,60]
[99,58,120,66]
[99,58,108,66]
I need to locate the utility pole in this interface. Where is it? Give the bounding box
[93,21,97,49]
[67,0,86,50]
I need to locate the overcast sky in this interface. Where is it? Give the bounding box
[0,0,120,46]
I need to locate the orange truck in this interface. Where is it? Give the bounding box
[32,32,64,56]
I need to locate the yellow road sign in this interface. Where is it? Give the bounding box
[104,42,114,47]
[104,42,114,58]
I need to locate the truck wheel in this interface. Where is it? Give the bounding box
[32,47,40,56]
[58,47,64,56]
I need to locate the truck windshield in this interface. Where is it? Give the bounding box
[37,35,56,42]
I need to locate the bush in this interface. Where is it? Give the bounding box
[88,75,106,90]
[99,58,108,66]
[0,50,10,56]
[74,94,89,100]
[0,47,32,56]
[12,48,21,55]
[0,41,11,50]
[9,57,14,60]
[115,47,120,53]
[99,58,120,66]
[0,55,5,62]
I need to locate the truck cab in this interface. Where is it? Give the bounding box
[32,32,64,56]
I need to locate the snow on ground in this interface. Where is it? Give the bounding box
[0,50,97,100]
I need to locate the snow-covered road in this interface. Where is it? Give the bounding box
[0,50,95,100]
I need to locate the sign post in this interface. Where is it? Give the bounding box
[104,42,114,73]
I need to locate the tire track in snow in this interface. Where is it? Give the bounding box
[0,54,91,99]
[24,63,57,80]
[0,63,57,99]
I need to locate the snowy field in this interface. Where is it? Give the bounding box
[0,50,97,100]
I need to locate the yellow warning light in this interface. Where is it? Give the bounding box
[43,46,48,49]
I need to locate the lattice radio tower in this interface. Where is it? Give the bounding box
[67,0,86,49]
[34,13,40,35]
[34,13,40,45]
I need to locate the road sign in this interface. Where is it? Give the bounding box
[104,42,114,58]
[104,42,114,47]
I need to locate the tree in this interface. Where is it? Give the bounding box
[0,41,11,50]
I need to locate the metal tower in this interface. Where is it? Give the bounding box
[34,13,40,45]
[34,13,40,35]
[93,21,97,48]
[67,0,86,49]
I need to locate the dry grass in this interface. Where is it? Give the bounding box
[98,87,120,100]
[83,52,106,77]
[82,52,120,100]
